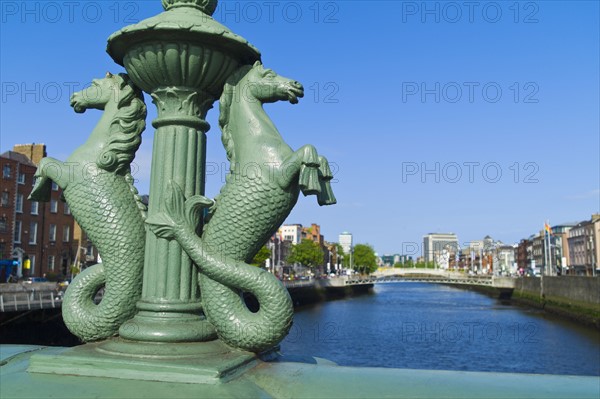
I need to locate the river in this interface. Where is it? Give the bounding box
[280,282,600,376]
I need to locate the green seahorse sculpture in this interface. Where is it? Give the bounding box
[147,61,336,352]
[29,73,147,342]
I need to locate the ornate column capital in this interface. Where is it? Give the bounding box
[151,88,214,131]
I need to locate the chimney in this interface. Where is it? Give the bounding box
[12,143,47,165]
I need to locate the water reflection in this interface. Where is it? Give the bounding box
[281,283,600,376]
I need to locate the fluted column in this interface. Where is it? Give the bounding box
[106,0,260,344]
[119,88,216,342]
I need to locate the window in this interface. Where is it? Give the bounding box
[31,176,36,187]
[17,173,25,184]
[0,217,7,232]
[64,203,71,215]
[49,224,57,242]
[29,222,38,244]
[51,182,58,191]
[48,256,55,271]
[50,199,58,213]
[3,164,11,179]
[29,255,36,274]
[16,194,23,213]
[63,225,70,242]
[0,243,4,259]
[30,201,38,215]
[14,221,21,243]
[1,192,8,207]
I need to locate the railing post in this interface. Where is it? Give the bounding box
[26,292,30,310]
[51,292,55,308]
[13,294,17,311]
[0,294,4,312]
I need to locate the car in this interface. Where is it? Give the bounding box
[23,277,48,284]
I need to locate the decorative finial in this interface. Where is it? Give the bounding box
[161,0,217,15]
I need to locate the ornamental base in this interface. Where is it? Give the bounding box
[27,339,265,384]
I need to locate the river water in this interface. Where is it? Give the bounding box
[280,282,600,376]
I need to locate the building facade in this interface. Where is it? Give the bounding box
[1,145,78,279]
[493,245,517,275]
[301,223,324,245]
[516,238,533,272]
[568,218,596,276]
[423,233,459,268]
[339,232,353,255]
[549,223,575,274]
[278,224,302,245]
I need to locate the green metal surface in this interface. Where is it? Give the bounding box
[27,0,334,355]
[16,2,593,398]
[29,73,147,342]
[27,340,259,384]
[3,346,600,399]
[146,61,335,352]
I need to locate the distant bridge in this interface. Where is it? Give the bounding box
[283,269,515,290]
[324,269,516,290]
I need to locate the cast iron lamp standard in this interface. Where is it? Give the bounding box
[28,0,335,380]
[106,0,260,343]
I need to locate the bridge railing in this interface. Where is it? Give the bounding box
[283,280,315,289]
[0,288,63,313]
[0,286,104,313]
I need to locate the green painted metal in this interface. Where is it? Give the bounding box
[7,1,600,395]
[4,346,600,398]
[27,340,260,384]
[29,73,147,342]
[28,0,334,354]
[146,61,336,352]
[106,0,258,344]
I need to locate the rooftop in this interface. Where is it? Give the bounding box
[0,151,37,167]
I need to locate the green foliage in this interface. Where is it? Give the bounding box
[287,239,324,268]
[415,261,436,269]
[352,244,377,274]
[335,243,345,257]
[251,245,271,267]
[335,243,350,268]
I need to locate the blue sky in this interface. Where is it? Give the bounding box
[1,1,599,256]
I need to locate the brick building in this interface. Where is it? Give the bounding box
[301,223,324,245]
[516,238,533,271]
[0,144,78,279]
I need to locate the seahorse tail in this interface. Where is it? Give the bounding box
[178,232,293,353]
[60,176,145,342]
[62,263,140,341]
[199,272,293,353]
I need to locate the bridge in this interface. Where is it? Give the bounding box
[283,269,515,291]
[326,269,515,290]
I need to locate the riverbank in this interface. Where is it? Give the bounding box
[459,277,600,330]
[287,282,373,308]
[1,282,374,347]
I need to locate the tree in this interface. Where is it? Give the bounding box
[287,239,324,268]
[335,243,349,268]
[251,245,271,267]
[353,244,377,274]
